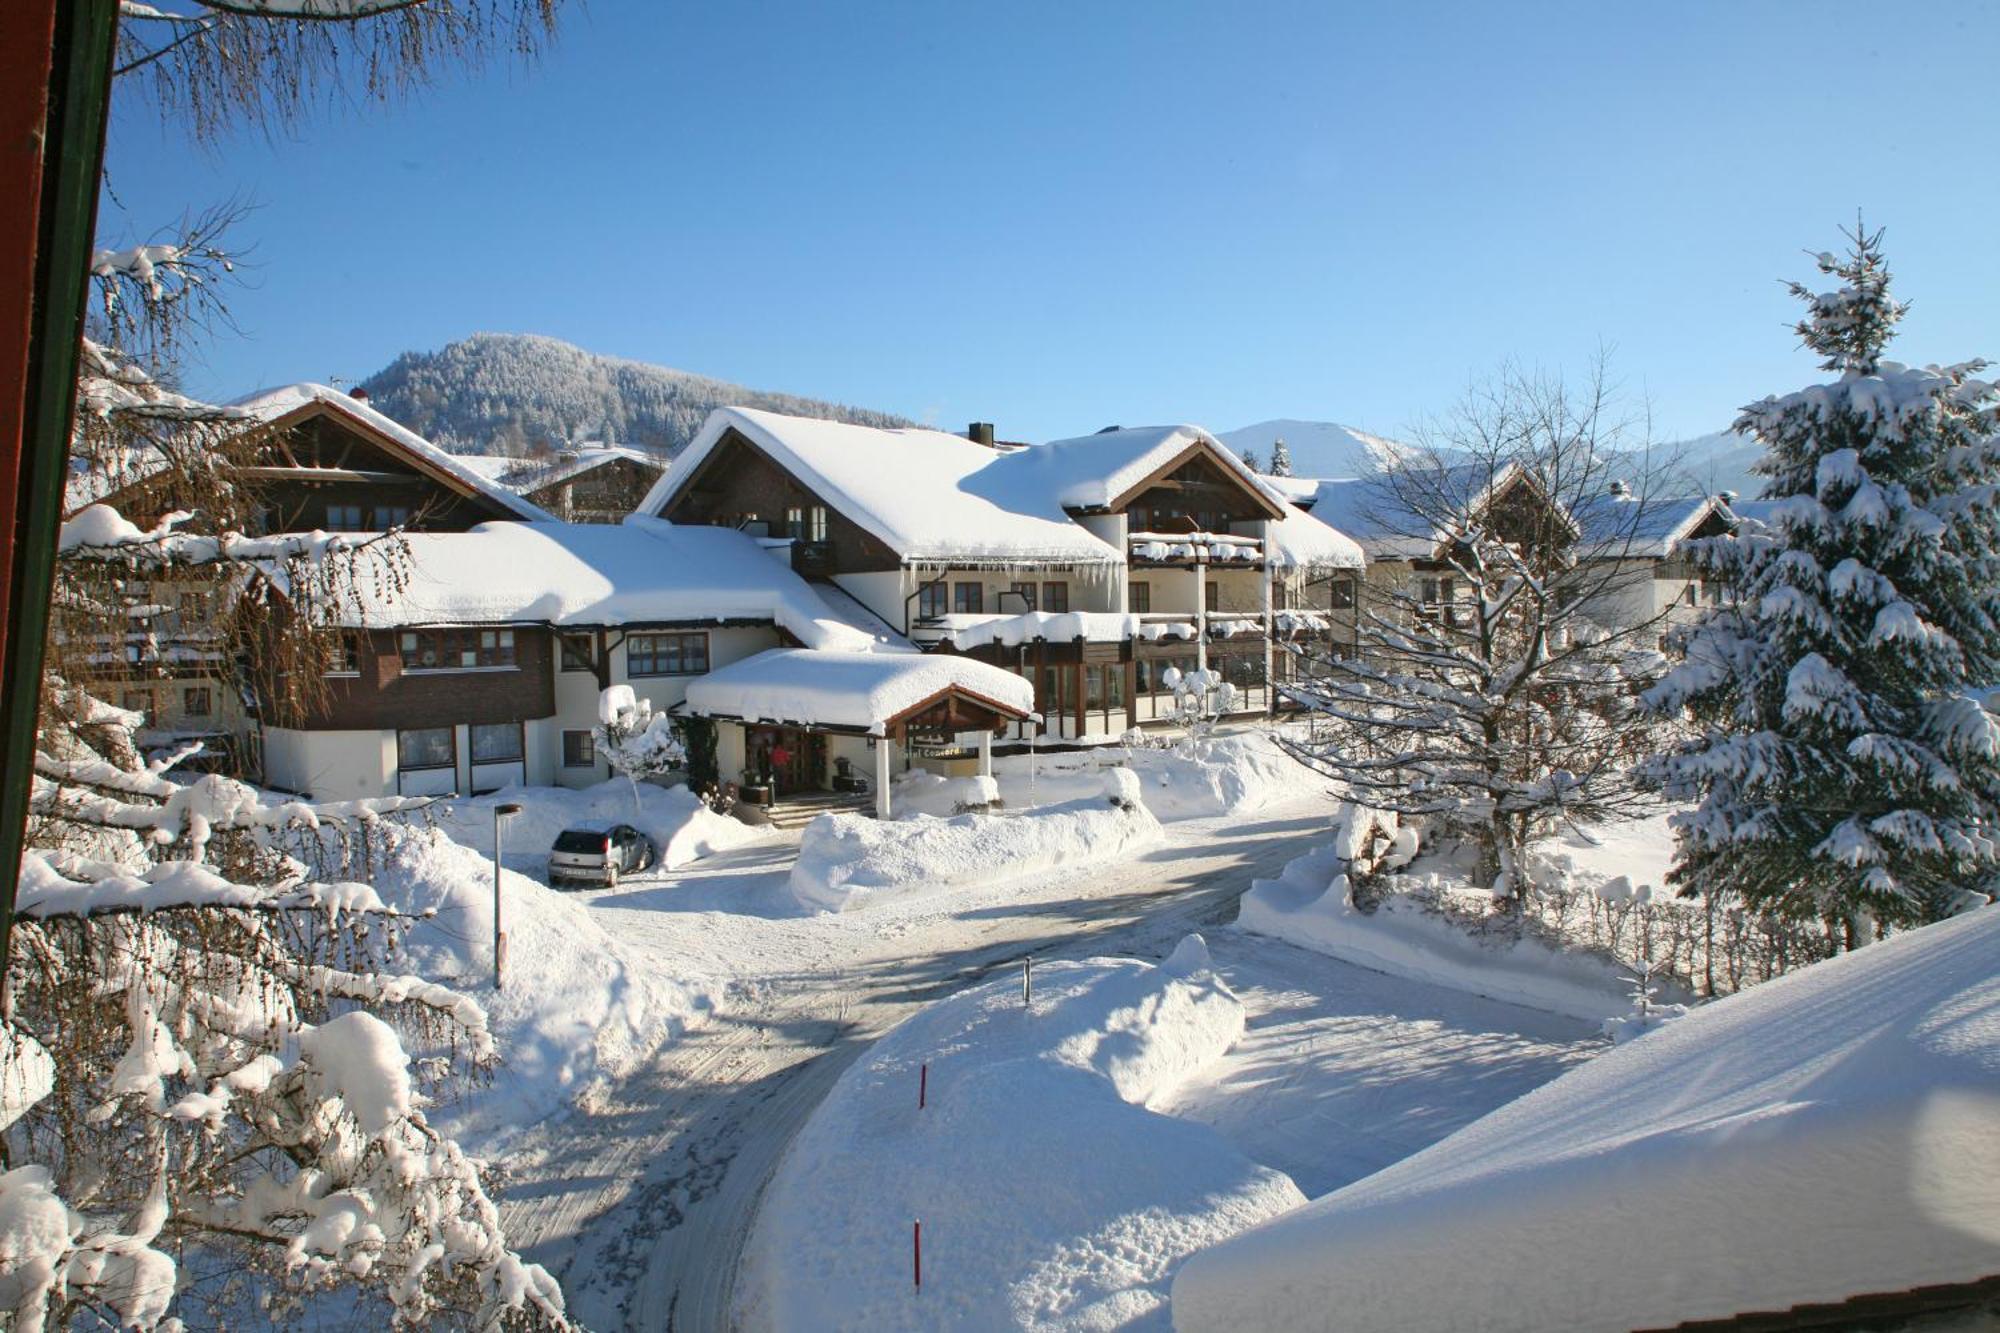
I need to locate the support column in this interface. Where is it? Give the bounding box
[874,735,893,819]
[1261,561,1275,716]
[977,729,992,778]
[1194,560,1208,677]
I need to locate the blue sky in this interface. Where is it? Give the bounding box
[100,1,2000,444]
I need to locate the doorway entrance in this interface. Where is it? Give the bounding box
[747,725,824,796]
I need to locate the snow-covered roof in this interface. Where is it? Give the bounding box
[447,445,664,497]
[1265,504,1365,571]
[1304,462,1571,561]
[1173,906,2000,1332]
[641,408,1120,565]
[978,424,1289,516]
[1569,492,1735,558]
[316,518,875,650]
[681,648,1035,734]
[231,383,554,521]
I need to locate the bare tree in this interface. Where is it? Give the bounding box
[1279,361,1692,906]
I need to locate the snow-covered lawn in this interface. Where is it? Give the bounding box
[1161,932,1597,1198]
[1173,905,2000,1332]
[791,789,1164,913]
[737,936,1306,1331]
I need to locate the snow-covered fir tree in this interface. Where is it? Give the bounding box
[1279,364,1677,906]
[1268,436,1294,477]
[1239,446,1263,473]
[1644,225,2000,931]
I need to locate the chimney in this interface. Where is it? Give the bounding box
[350,386,370,402]
[1607,478,1630,499]
[968,421,996,448]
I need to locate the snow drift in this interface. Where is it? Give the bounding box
[738,937,1305,1330]
[789,797,1163,913]
[1173,906,2000,1332]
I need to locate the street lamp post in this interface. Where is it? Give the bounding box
[492,801,523,989]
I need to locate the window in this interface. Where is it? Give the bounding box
[953,581,984,615]
[397,726,455,771]
[1419,576,1461,627]
[1009,581,1038,613]
[1041,581,1068,614]
[121,690,151,718]
[371,505,411,529]
[785,506,804,539]
[398,629,517,671]
[562,729,596,768]
[1085,663,1124,711]
[628,631,709,676]
[183,686,212,717]
[479,629,516,667]
[560,633,596,672]
[1128,581,1151,613]
[325,503,364,531]
[1272,580,1288,612]
[470,721,523,763]
[1205,580,1220,610]
[1684,583,1699,607]
[326,632,362,675]
[1329,578,1356,609]
[917,581,948,620]
[809,505,828,542]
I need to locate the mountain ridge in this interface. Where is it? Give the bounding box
[359,332,918,457]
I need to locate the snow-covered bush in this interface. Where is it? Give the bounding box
[592,685,687,817]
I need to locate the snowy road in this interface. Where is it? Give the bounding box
[492,794,1600,1331]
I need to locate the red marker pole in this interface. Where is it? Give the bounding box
[919,1062,927,1110]
[913,1219,922,1290]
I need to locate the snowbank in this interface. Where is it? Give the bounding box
[1174,906,2000,1332]
[894,731,1307,824]
[1237,841,1631,1022]
[790,798,1163,913]
[364,823,723,1146]
[432,780,760,875]
[739,937,1305,1330]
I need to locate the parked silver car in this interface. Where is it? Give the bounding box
[548,823,656,888]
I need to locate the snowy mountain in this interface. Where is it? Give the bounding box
[1217,418,1415,480]
[1667,428,1767,497]
[360,332,917,457]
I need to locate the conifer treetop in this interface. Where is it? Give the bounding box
[1788,219,1908,375]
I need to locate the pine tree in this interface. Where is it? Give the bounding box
[1644,224,2000,930]
[1240,446,1262,473]
[1269,436,1294,477]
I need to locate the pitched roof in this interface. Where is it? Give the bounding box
[1305,462,1584,561]
[681,647,1035,734]
[975,424,1290,518]
[312,517,875,649]
[641,408,1120,565]
[447,445,665,497]
[231,383,554,521]
[1569,492,1737,557]
[1265,503,1366,571]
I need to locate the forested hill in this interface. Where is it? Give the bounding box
[360,332,917,456]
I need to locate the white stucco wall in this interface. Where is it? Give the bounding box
[262,727,396,804]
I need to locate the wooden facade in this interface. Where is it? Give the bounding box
[660,429,902,577]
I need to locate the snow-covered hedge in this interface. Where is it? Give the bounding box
[1238,840,1636,1022]
[790,797,1163,914]
[738,936,1304,1329]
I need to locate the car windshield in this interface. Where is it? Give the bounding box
[552,831,609,854]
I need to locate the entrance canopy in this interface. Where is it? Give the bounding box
[681,649,1034,737]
